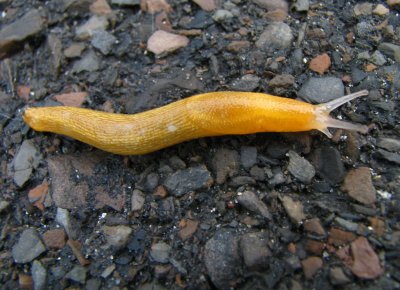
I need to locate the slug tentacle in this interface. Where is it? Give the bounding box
[314,90,369,138]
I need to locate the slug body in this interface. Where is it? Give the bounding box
[23,91,369,155]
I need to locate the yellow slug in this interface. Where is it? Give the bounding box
[23,90,369,155]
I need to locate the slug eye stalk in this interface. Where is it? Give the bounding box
[314,90,369,138]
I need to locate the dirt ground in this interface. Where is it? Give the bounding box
[0,0,399,289]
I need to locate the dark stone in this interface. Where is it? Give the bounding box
[12,228,46,263]
[240,146,257,169]
[164,166,213,196]
[212,149,240,184]
[0,9,45,58]
[298,77,344,103]
[240,232,271,270]
[312,146,345,185]
[204,230,241,290]
[237,191,271,220]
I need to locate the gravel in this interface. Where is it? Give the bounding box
[1,1,398,289]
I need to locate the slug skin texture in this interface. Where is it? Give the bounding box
[23,90,369,155]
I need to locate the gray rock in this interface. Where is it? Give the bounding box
[237,191,272,220]
[378,42,400,63]
[0,200,10,213]
[204,230,241,290]
[56,208,79,240]
[334,217,358,232]
[269,74,295,88]
[280,195,306,225]
[355,21,375,38]
[229,176,256,187]
[12,228,46,263]
[72,50,101,73]
[229,74,260,91]
[287,151,315,184]
[164,166,213,196]
[145,172,159,192]
[250,166,265,181]
[252,0,288,11]
[370,50,387,66]
[131,189,145,212]
[157,196,175,221]
[111,0,140,6]
[240,232,271,270]
[256,22,293,54]
[329,267,351,285]
[168,156,186,170]
[376,149,400,165]
[212,9,234,22]
[240,146,257,169]
[377,138,400,152]
[312,146,345,185]
[91,30,116,55]
[351,67,368,84]
[13,139,41,187]
[48,153,103,209]
[86,278,102,290]
[150,242,171,263]
[102,225,132,249]
[65,265,87,284]
[136,282,167,290]
[0,9,45,58]
[47,33,62,77]
[292,0,309,12]
[298,77,344,103]
[32,260,47,290]
[212,149,240,184]
[101,264,116,278]
[76,15,108,39]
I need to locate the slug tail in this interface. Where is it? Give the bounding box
[314,90,369,138]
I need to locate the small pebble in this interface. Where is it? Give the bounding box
[373,4,389,15]
[13,140,41,187]
[240,232,271,270]
[102,225,132,248]
[193,0,216,11]
[376,137,400,152]
[212,149,240,184]
[131,189,145,212]
[147,30,189,55]
[298,77,344,103]
[302,256,323,279]
[12,228,46,263]
[72,50,101,73]
[76,15,108,40]
[213,9,234,22]
[287,150,315,184]
[150,242,171,263]
[91,30,116,55]
[237,191,272,220]
[204,230,241,289]
[164,166,213,196]
[370,50,387,66]
[329,267,351,285]
[341,167,376,205]
[309,53,331,75]
[32,260,47,290]
[268,74,294,88]
[280,195,306,225]
[65,265,87,284]
[240,146,257,169]
[304,218,326,236]
[255,22,293,54]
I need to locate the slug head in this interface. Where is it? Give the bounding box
[313,90,369,138]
